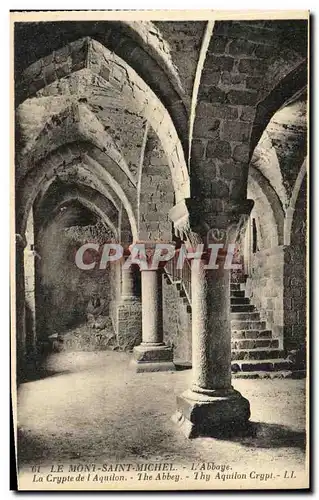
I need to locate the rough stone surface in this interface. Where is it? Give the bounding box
[173,389,250,438]
[17,350,307,479]
[15,21,308,440]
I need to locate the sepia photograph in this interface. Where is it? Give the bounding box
[11,10,309,491]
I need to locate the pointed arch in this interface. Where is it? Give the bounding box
[16,37,190,202]
[16,145,138,241]
[34,182,119,239]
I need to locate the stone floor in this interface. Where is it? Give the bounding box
[16,351,308,489]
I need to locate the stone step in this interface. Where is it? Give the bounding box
[230,283,241,291]
[231,320,267,330]
[231,304,255,313]
[231,348,285,361]
[231,329,272,339]
[231,338,279,349]
[232,371,294,379]
[231,290,245,298]
[231,358,293,373]
[231,312,260,321]
[231,297,250,305]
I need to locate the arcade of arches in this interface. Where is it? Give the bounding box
[15,19,308,438]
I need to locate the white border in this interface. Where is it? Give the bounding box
[2,2,317,499]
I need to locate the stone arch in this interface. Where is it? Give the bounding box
[16,37,190,201]
[16,145,138,241]
[14,21,188,145]
[250,60,307,157]
[251,130,288,210]
[36,167,121,215]
[248,165,284,247]
[16,101,137,188]
[34,182,119,239]
[20,137,137,215]
[190,20,307,205]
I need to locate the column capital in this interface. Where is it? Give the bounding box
[129,241,176,270]
[169,198,254,246]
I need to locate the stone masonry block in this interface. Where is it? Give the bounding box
[191,139,206,160]
[232,143,250,162]
[209,36,230,54]
[220,121,251,142]
[227,90,259,106]
[206,140,231,159]
[238,58,266,75]
[240,106,256,122]
[199,86,227,104]
[221,72,246,86]
[228,39,256,56]
[200,70,220,87]
[246,76,263,90]
[219,161,243,181]
[196,102,239,120]
[205,55,234,72]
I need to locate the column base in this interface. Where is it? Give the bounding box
[172,388,250,438]
[130,343,175,372]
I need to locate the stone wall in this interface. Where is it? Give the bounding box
[245,246,284,345]
[115,300,142,351]
[246,175,307,354]
[162,275,192,363]
[283,176,307,352]
[138,129,174,242]
[191,20,307,206]
[109,262,142,351]
[36,211,111,339]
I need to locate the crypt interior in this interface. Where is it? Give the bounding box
[14,19,308,464]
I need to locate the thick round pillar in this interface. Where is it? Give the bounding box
[173,254,250,438]
[169,199,253,437]
[141,269,163,345]
[172,250,250,438]
[191,259,232,393]
[131,269,175,372]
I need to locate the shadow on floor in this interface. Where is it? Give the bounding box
[19,366,72,383]
[17,419,306,469]
[17,427,104,466]
[211,421,306,451]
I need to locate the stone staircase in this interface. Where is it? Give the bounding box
[164,269,298,378]
[230,281,294,378]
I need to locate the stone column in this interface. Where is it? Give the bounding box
[121,265,137,300]
[132,268,175,372]
[170,199,252,438]
[191,257,232,392]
